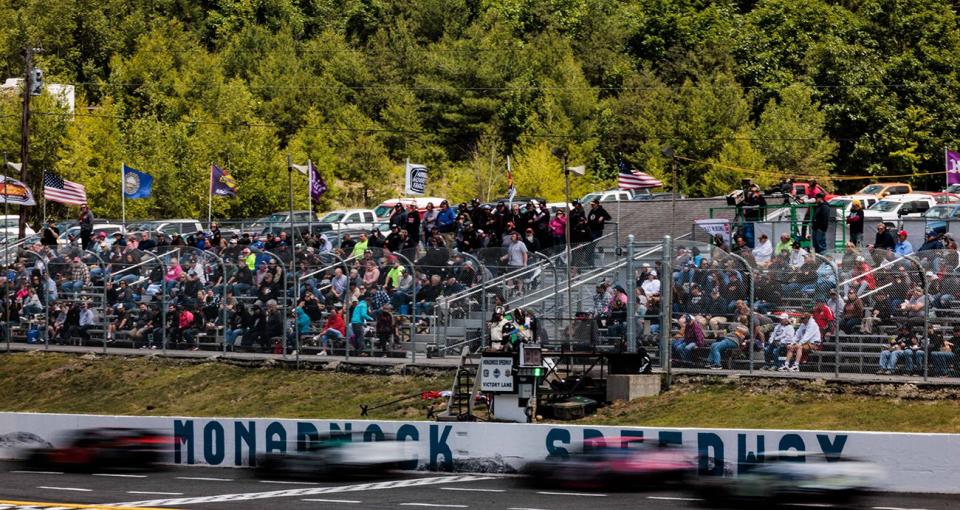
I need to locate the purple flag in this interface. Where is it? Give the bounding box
[949,150,960,186]
[309,161,327,203]
[211,165,238,197]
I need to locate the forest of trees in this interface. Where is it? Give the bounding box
[0,0,957,220]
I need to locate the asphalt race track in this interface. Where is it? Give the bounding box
[0,463,955,510]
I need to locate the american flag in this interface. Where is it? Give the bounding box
[617,161,663,190]
[43,171,87,205]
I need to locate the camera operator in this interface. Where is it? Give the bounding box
[741,184,766,248]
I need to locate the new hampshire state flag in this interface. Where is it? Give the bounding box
[122,164,153,199]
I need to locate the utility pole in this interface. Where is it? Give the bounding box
[17,46,32,239]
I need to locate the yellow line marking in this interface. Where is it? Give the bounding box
[0,500,178,510]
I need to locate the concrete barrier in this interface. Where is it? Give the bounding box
[0,412,957,493]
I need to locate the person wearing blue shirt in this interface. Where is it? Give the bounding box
[350,295,374,355]
[286,305,311,354]
[894,230,914,257]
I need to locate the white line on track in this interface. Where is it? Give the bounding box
[648,496,704,502]
[114,475,494,506]
[440,487,506,493]
[260,480,319,485]
[872,507,930,510]
[302,499,362,504]
[127,491,185,495]
[174,476,234,482]
[37,486,93,492]
[536,491,607,497]
[10,470,63,475]
[400,504,468,508]
[93,473,148,478]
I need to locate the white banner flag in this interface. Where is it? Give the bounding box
[405,160,427,195]
[694,218,731,245]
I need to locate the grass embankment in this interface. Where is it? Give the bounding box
[4,353,960,432]
[581,381,960,433]
[0,353,450,420]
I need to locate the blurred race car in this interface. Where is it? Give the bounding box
[693,451,885,506]
[521,437,695,490]
[255,434,413,480]
[21,428,173,471]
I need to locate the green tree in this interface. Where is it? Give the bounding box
[754,83,837,179]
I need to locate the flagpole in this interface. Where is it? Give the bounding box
[207,163,213,231]
[121,163,126,235]
[307,159,313,236]
[3,156,9,353]
[947,147,950,189]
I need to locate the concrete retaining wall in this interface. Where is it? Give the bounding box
[0,412,956,493]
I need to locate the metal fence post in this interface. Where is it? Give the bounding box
[920,258,929,381]
[660,235,673,389]
[626,235,636,353]
[748,261,755,374]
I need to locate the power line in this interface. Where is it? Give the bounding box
[28,110,867,142]
[66,80,959,93]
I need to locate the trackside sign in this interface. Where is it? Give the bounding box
[0,413,958,493]
[479,357,514,392]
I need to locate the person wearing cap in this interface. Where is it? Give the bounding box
[752,233,773,266]
[847,255,876,296]
[587,199,612,241]
[765,313,795,370]
[894,229,914,256]
[878,325,911,375]
[641,269,661,296]
[839,288,864,334]
[868,222,896,252]
[41,219,60,250]
[787,241,808,270]
[811,191,831,254]
[707,323,747,369]
[63,255,91,296]
[548,209,566,247]
[672,315,704,366]
[846,200,865,246]
[918,231,944,252]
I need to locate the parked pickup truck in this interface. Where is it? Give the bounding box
[580,188,681,203]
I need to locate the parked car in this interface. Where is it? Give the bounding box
[856,182,913,198]
[374,197,447,219]
[863,193,942,222]
[317,209,378,232]
[63,223,124,245]
[0,215,36,237]
[245,211,318,234]
[828,194,879,220]
[580,188,680,203]
[133,219,203,237]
